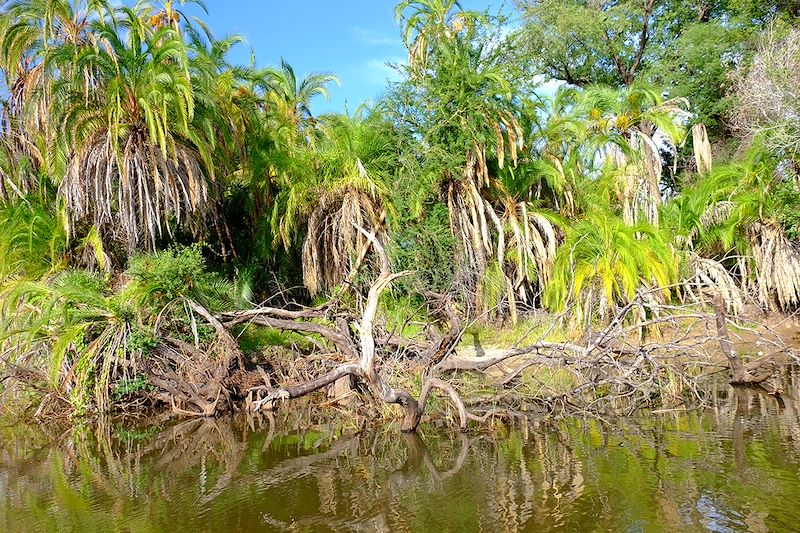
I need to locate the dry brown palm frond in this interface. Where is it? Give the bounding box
[59,129,209,255]
[0,133,41,202]
[5,62,49,135]
[493,122,505,169]
[636,133,662,227]
[447,179,490,315]
[0,63,51,198]
[692,123,712,176]
[682,253,744,315]
[698,201,734,231]
[609,132,663,227]
[302,188,385,295]
[750,222,800,311]
[610,145,640,226]
[481,199,560,319]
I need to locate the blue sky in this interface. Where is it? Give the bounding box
[181,1,510,114]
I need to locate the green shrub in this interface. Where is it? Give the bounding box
[775,179,800,241]
[389,202,456,293]
[127,245,236,312]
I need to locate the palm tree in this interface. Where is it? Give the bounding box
[578,83,689,227]
[415,31,524,317]
[395,0,476,76]
[144,0,208,33]
[665,147,800,311]
[0,245,237,414]
[544,209,676,324]
[184,26,259,260]
[53,5,213,255]
[1,270,137,412]
[0,0,111,199]
[259,58,338,145]
[270,106,394,295]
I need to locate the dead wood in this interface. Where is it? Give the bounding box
[114,228,796,432]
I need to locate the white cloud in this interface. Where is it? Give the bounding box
[536,79,564,97]
[352,27,402,47]
[363,57,406,84]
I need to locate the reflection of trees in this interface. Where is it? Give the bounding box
[2,378,800,532]
[0,413,588,531]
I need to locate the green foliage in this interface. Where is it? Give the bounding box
[665,147,780,254]
[648,21,743,136]
[389,201,456,293]
[515,0,653,87]
[515,0,796,142]
[775,180,800,241]
[0,269,132,411]
[127,245,236,312]
[462,315,568,349]
[0,200,66,280]
[111,375,153,402]
[379,293,430,340]
[0,243,243,413]
[128,328,160,355]
[545,213,676,320]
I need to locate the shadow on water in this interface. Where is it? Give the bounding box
[2,371,800,532]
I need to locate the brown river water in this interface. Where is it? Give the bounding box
[2,373,800,532]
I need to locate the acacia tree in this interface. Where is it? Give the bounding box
[731,25,800,161]
[513,0,665,88]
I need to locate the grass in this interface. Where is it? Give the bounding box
[460,313,571,350]
[515,366,579,396]
[379,293,431,339]
[233,325,317,358]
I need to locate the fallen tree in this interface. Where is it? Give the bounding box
[187,230,795,431]
[5,228,796,431]
[223,228,473,432]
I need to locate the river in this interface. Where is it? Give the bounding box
[2,374,800,532]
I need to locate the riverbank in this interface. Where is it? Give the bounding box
[3,294,797,432]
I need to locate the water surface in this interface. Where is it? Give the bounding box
[2,378,800,532]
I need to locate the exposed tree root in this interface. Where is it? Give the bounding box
[7,231,795,432]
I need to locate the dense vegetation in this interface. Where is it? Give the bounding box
[1,0,799,419]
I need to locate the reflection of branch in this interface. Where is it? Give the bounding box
[421,433,471,482]
[387,432,472,486]
[251,438,359,490]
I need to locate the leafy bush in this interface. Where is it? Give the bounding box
[0,200,66,280]
[111,375,153,401]
[127,245,236,312]
[389,202,456,293]
[775,179,800,241]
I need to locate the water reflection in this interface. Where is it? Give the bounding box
[2,378,800,532]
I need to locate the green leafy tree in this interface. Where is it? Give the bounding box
[514,0,799,139]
